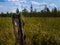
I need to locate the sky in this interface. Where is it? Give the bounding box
[0,0,60,13]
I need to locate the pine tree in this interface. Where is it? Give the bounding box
[52,7,57,13]
[30,4,33,13]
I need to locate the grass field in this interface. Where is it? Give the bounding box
[0,17,60,45]
[24,17,60,45]
[0,17,15,45]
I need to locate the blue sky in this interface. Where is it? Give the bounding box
[0,0,60,13]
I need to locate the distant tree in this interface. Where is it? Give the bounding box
[29,4,33,17]
[57,10,60,17]
[52,7,57,13]
[10,12,12,15]
[52,7,57,17]
[7,12,9,15]
[30,4,33,13]
[1,12,4,15]
[34,9,37,13]
[46,8,50,12]
[41,5,50,17]
[22,8,28,13]
[41,10,44,13]
[22,8,28,16]
[44,5,50,12]
[1,12,4,16]
[16,8,19,14]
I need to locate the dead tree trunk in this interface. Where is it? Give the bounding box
[12,13,24,45]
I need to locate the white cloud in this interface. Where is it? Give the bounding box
[31,1,47,11]
[0,4,17,13]
[49,3,57,7]
[0,0,27,13]
[10,8,16,13]
[31,1,40,5]
[31,1,47,6]
[0,5,4,8]
[7,0,27,6]
[20,0,27,3]
[7,0,27,3]
[41,2,47,5]
[7,0,19,2]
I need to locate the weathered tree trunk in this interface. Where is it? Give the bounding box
[12,13,24,45]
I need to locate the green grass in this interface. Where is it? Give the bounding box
[24,17,60,35]
[0,17,60,45]
[23,17,60,45]
[0,17,15,45]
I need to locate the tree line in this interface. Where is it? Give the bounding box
[0,4,60,17]
[22,5,60,17]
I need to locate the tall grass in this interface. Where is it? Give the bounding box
[0,17,15,45]
[24,17,60,45]
[0,17,60,45]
